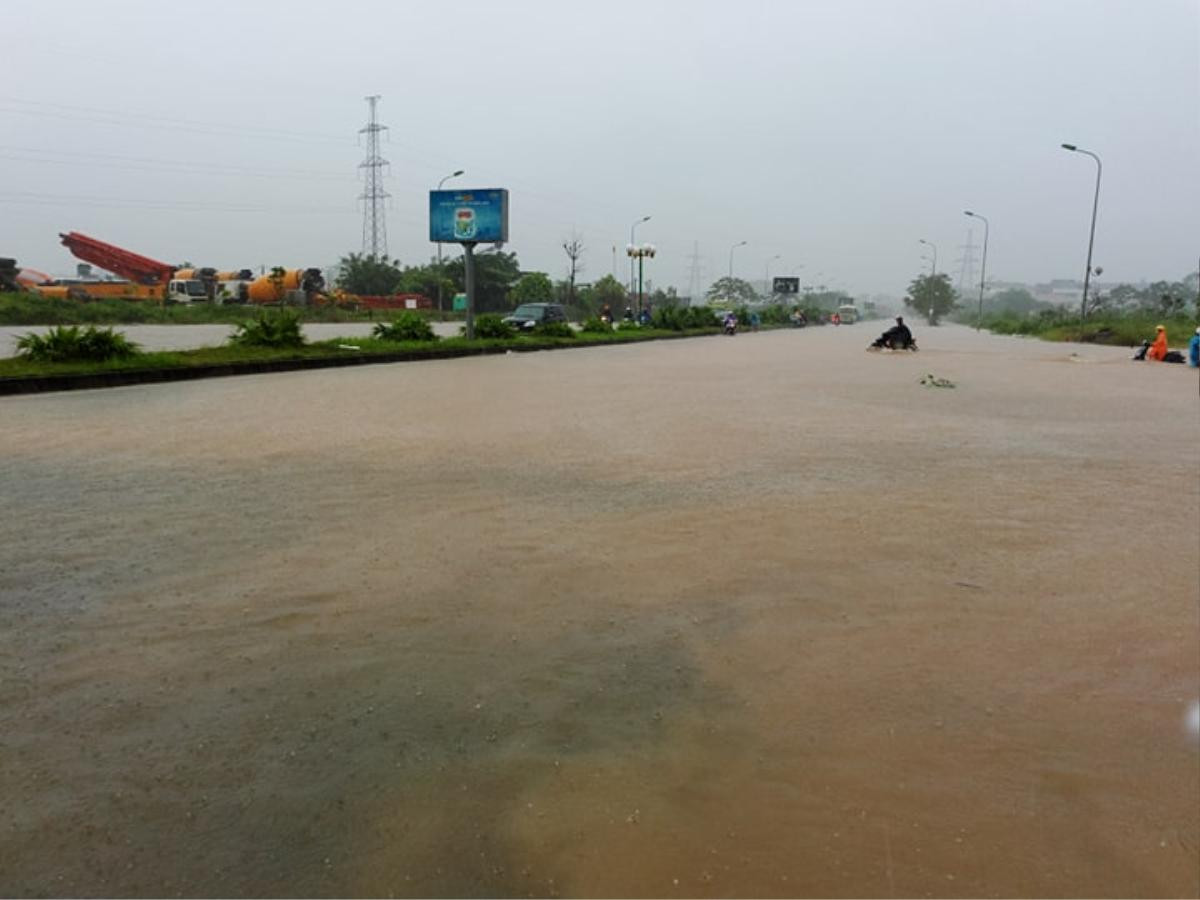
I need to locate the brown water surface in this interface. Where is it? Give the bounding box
[2,325,1197,897]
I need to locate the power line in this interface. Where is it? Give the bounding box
[0,96,353,144]
[0,189,363,215]
[0,148,356,182]
[358,95,390,258]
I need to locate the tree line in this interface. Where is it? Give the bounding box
[334,251,668,315]
[904,270,1199,326]
[334,252,860,316]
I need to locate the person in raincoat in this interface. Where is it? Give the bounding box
[1146,325,1169,361]
[1188,327,1200,368]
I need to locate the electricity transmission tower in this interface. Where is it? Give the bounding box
[955,227,978,296]
[358,95,390,258]
[685,241,704,304]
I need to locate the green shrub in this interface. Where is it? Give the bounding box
[229,312,305,348]
[580,316,611,334]
[372,311,436,342]
[759,303,791,325]
[617,320,641,331]
[532,321,575,338]
[16,325,140,362]
[470,314,515,339]
[683,306,721,329]
[650,306,687,331]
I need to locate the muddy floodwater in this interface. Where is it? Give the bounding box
[2,324,1197,898]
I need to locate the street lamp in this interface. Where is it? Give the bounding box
[764,254,781,298]
[918,238,938,276]
[629,215,651,298]
[729,240,747,280]
[626,243,657,314]
[435,169,464,312]
[964,210,990,330]
[1061,143,1102,322]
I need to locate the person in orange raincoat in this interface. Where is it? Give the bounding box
[1147,325,1169,361]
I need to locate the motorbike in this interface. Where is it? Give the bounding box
[869,332,918,351]
[723,317,738,336]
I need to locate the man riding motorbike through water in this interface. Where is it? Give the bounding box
[871,316,914,350]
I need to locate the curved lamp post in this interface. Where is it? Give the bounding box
[435,169,464,311]
[1061,143,1102,321]
[764,254,781,298]
[729,240,747,280]
[964,211,989,330]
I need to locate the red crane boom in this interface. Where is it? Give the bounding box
[58,231,176,285]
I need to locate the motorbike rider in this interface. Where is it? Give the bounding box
[723,311,738,334]
[873,316,913,349]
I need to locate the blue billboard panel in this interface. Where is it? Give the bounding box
[429,188,509,243]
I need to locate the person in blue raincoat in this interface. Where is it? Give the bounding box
[1189,326,1200,368]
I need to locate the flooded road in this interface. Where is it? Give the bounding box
[2,325,1197,897]
[0,321,464,357]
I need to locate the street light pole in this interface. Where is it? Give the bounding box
[764,254,781,298]
[729,240,747,280]
[1061,144,1102,321]
[918,238,938,276]
[626,244,656,314]
[630,216,651,301]
[435,169,464,312]
[964,211,989,331]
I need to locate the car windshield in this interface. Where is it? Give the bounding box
[511,305,545,319]
[184,281,207,296]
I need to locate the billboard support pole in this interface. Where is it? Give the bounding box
[463,241,477,340]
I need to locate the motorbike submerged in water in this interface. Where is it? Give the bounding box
[869,317,918,351]
[869,333,918,351]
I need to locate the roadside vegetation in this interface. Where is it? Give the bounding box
[15,325,140,362]
[964,277,1198,347]
[978,309,1198,347]
[372,311,437,342]
[229,312,306,348]
[0,314,723,382]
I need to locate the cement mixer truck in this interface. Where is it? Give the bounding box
[245,267,326,305]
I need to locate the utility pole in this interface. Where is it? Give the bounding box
[358,95,390,258]
[918,239,938,276]
[1061,144,1102,321]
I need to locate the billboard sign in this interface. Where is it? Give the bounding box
[429,188,509,244]
[773,276,800,295]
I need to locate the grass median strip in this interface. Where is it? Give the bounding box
[0,328,719,387]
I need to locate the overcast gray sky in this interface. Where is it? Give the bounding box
[5,0,1198,296]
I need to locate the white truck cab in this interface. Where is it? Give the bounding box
[167,279,208,303]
